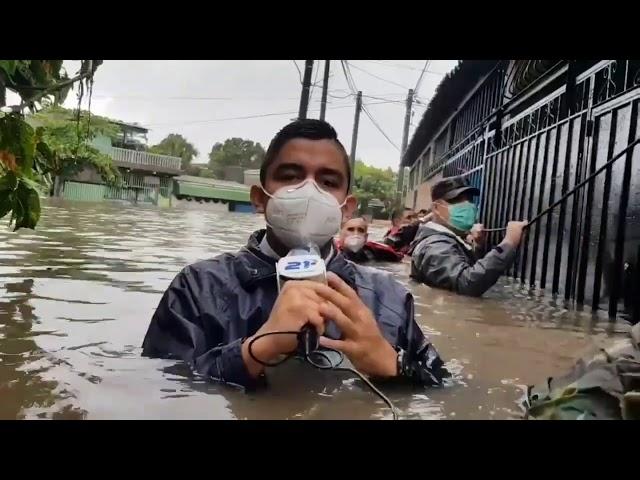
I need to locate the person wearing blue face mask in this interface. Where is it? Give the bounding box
[410,176,528,297]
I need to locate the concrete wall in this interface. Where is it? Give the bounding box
[243,169,260,187]
[71,165,103,184]
[224,166,244,183]
[404,172,443,211]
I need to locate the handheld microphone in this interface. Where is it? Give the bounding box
[275,244,327,356]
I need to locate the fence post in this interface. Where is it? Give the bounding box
[564,60,577,118]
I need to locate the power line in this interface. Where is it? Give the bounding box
[346,62,410,90]
[293,60,303,84]
[92,94,302,101]
[329,92,424,111]
[329,91,404,105]
[144,100,397,128]
[328,91,353,100]
[361,93,409,105]
[92,94,349,103]
[414,60,431,92]
[309,61,321,105]
[359,60,445,76]
[340,60,358,95]
[340,61,399,150]
[362,105,400,150]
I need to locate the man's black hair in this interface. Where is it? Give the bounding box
[391,207,414,220]
[259,119,351,190]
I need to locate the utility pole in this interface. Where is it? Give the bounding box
[298,60,314,120]
[349,91,362,190]
[396,88,414,201]
[319,60,331,121]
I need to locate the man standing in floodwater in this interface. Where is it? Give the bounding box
[336,217,403,263]
[410,176,527,297]
[142,119,447,389]
[383,208,419,255]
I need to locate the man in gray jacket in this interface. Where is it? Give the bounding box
[410,176,527,297]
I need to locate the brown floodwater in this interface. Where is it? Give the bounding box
[0,199,630,419]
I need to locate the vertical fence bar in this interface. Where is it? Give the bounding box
[530,129,551,287]
[592,111,618,311]
[540,124,562,289]
[479,135,490,222]
[552,118,574,295]
[486,152,500,245]
[520,134,541,283]
[513,138,531,278]
[576,116,601,304]
[501,140,516,235]
[495,149,509,246]
[493,151,506,246]
[609,100,638,318]
[564,113,588,300]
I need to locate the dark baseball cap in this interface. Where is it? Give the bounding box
[431,176,480,202]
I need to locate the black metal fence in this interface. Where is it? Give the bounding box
[416,60,640,323]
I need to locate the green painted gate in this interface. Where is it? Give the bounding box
[63,182,106,202]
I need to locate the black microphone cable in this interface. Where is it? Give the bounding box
[247,329,399,420]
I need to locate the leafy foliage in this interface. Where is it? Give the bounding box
[352,160,398,215]
[0,60,103,230]
[28,106,120,184]
[208,138,265,178]
[1,60,71,107]
[184,164,215,178]
[0,113,44,229]
[149,133,198,170]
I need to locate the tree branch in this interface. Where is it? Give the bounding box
[19,70,94,109]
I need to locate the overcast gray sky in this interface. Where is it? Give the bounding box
[10,60,458,170]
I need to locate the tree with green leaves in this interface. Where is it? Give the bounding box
[208,138,265,178]
[184,164,215,178]
[27,105,120,196]
[149,133,198,170]
[0,60,103,230]
[352,160,398,216]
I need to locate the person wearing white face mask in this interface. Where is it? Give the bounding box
[337,217,403,264]
[142,119,447,390]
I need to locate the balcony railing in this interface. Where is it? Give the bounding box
[109,147,182,172]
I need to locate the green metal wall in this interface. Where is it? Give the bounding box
[175,182,250,202]
[63,182,106,202]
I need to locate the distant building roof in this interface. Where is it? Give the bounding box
[111,120,148,133]
[174,175,251,203]
[403,60,563,168]
[402,60,499,167]
[175,175,249,191]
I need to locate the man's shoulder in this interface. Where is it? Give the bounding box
[350,263,411,321]
[183,251,236,271]
[179,251,243,286]
[418,229,467,252]
[351,262,410,297]
[413,230,457,254]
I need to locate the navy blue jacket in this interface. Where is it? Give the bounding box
[142,230,447,389]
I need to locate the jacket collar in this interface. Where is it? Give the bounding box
[422,221,473,251]
[408,221,473,256]
[234,230,357,289]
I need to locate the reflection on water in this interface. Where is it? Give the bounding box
[0,200,628,419]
